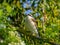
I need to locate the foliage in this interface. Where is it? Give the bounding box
[0,0,60,45]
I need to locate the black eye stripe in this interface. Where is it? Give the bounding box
[27,14,32,17]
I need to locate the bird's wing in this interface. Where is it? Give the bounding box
[31,17,37,27]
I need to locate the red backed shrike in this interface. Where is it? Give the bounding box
[25,14,39,37]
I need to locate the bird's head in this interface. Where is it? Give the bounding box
[27,14,33,17]
[26,14,37,27]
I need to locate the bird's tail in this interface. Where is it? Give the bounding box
[32,30,40,39]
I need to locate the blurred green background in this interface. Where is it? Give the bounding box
[0,0,60,45]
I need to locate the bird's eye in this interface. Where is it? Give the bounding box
[28,14,32,16]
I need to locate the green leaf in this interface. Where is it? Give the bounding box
[0,9,3,16]
[6,5,12,13]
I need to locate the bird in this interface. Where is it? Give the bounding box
[25,14,40,38]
